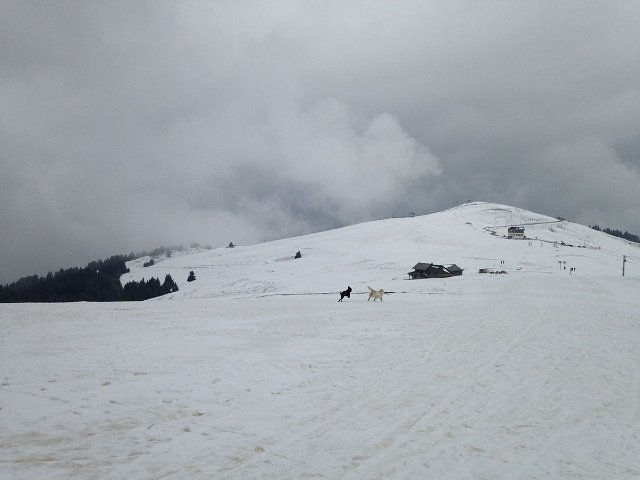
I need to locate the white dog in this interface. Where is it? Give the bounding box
[367,286,385,301]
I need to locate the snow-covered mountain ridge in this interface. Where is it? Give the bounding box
[121,201,638,299]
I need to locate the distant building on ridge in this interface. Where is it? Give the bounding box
[507,226,525,239]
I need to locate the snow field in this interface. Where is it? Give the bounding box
[2,272,639,479]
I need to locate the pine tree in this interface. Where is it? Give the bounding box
[163,274,179,293]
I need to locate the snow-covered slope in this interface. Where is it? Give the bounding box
[3,202,640,479]
[121,201,638,299]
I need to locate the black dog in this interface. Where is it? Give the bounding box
[338,286,352,302]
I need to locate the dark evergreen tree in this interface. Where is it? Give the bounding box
[163,274,179,293]
[590,225,639,244]
[187,271,196,282]
[0,252,188,303]
[1,255,130,302]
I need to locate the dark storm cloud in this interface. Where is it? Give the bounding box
[1,1,639,283]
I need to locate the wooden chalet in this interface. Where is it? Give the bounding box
[408,263,463,279]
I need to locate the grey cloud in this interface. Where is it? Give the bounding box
[1,1,639,283]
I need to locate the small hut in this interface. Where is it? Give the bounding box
[408,263,463,279]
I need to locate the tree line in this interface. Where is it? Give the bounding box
[0,255,178,303]
[589,225,640,244]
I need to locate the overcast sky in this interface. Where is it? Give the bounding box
[1,1,639,283]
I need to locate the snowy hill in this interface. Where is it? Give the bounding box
[3,202,640,479]
[121,201,638,299]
